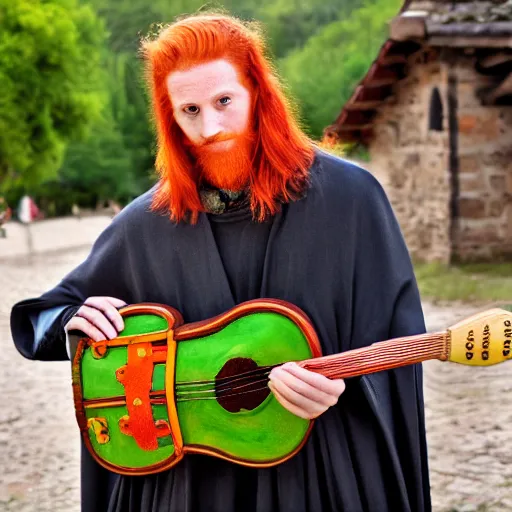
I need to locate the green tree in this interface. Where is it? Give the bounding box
[57,115,135,205]
[87,0,208,53]
[256,0,365,58]
[12,0,405,214]
[0,0,107,191]
[279,0,402,137]
[35,51,154,215]
[35,115,133,216]
[116,54,156,193]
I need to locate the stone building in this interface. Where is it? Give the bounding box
[324,0,512,263]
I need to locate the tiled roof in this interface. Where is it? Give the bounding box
[324,0,512,144]
[430,1,512,24]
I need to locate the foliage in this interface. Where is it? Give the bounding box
[1,0,407,214]
[56,0,377,215]
[256,0,365,58]
[86,0,208,52]
[38,114,134,214]
[278,0,402,137]
[85,0,363,56]
[115,55,156,194]
[414,262,512,303]
[32,51,157,214]
[0,0,107,192]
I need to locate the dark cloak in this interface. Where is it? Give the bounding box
[11,150,431,512]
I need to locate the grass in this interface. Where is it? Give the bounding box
[413,262,512,304]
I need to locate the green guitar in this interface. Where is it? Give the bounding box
[72,300,512,475]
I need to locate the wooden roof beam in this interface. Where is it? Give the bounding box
[382,39,423,57]
[390,11,427,41]
[365,65,401,88]
[336,123,374,132]
[351,84,393,103]
[429,36,512,48]
[427,22,512,39]
[478,52,512,69]
[482,72,512,103]
[380,54,409,66]
[365,78,399,87]
[390,15,512,47]
[427,22,512,48]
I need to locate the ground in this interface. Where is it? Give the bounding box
[0,220,511,511]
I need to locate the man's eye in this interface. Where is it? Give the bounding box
[219,97,231,106]
[184,106,199,115]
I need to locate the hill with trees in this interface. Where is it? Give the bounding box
[0,0,402,213]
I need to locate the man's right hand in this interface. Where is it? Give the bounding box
[65,297,127,342]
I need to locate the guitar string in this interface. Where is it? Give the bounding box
[176,368,275,395]
[175,364,278,389]
[176,383,272,402]
[177,373,271,396]
[175,372,272,398]
[173,360,303,398]
[89,376,272,406]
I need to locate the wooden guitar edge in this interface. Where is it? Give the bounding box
[174,298,323,358]
[80,420,315,476]
[75,299,321,475]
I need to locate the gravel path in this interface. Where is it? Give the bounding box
[423,305,512,511]
[1,244,510,511]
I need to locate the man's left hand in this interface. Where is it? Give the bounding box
[268,362,346,419]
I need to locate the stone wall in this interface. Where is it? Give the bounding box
[366,52,452,263]
[452,55,512,261]
[365,49,512,263]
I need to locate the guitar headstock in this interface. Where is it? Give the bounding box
[448,308,512,366]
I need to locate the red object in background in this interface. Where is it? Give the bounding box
[29,198,40,221]
[18,195,44,223]
[0,207,11,223]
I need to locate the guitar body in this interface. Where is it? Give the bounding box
[73,300,322,475]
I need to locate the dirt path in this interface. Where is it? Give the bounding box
[1,248,510,511]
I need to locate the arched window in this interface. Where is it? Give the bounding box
[428,87,444,131]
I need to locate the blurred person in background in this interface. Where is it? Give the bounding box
[10,13,431,512]
[72,203,82,220]
[18,195,42,224]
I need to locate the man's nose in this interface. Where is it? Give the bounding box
[200,110,222,140]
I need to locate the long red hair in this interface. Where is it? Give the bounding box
[141,13,315,223]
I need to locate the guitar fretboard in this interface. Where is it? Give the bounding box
[298,332,448,379]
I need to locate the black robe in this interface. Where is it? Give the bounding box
[11,150,431,512]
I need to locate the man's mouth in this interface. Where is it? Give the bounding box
[204,139,235,150]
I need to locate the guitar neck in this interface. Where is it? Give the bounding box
[298,331,449,379]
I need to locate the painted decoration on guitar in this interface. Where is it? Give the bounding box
[72,300,322,476]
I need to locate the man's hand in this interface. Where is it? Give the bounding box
[65,296,127,342]
[268,362,345,419]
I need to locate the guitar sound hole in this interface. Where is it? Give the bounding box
[215,357,270,413]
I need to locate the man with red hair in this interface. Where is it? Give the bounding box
[11,13,431,512]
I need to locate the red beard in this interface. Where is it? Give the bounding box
[189,129,255,191]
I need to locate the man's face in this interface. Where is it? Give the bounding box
[167,59,252,153]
